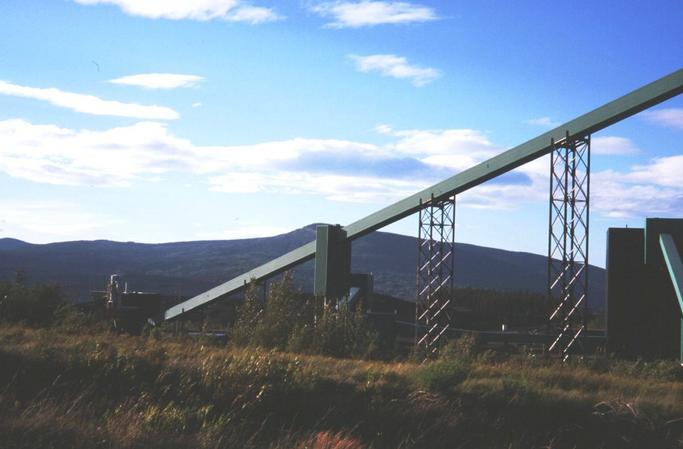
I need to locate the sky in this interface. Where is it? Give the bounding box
[0,1,682,268]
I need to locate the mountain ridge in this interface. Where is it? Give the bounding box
[0,224,605,309]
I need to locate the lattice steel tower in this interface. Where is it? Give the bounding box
[416,194,456,355]
[547,134,591,361]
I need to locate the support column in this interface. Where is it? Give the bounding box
[314,224,351,305]
[416,194,456,355]
[547,133,591,361]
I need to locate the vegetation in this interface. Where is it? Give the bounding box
[1,325,682,449]
[0,272,66,327]
[1,277,681,448]
[230,274,379,359]
[0,273,99,331]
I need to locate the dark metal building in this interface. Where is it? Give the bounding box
[606,219,683,360]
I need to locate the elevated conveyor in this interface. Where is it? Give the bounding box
[163,69,683,322]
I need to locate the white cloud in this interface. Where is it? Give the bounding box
[195,225,290,240]
[582,154,683,218]
[2,118,679,218]
[626,155,683,187]
[0,119,489,203]
[0,200,112,241]
[460,151,683,217]
[592,136,639,155]
[310,1,438,28]
[349,54,441,86]
[641,108,683,130]
[374,123,393,134]
[73,0,281,24]
[0,120,190,186]
[109,73,204,89]
[192,102,203,108]
[592,170,683,218]
[525,117,559,127]
[385,127,497,169]
[0,80,178,120]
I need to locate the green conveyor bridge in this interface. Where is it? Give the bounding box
[163,69,683,323]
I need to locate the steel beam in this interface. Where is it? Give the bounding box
[659,233,683,362]
[163,241,316,320]
[344,69,683,239]
[163,69,683,322]
[659,233,683,314]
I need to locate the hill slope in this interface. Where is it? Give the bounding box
[0,225,605,308]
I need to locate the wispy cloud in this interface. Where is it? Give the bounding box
[0,119,491,203]
[73,0,281,24]
[592,169,683,218]
[626,155,683,188]
[310,1,438,28]
[374,123,393,134]
[0,81,178,120]
[349,54,440,86]
[109,73,204,90]
[0,120,201,187]
[0,200,112,241]
[524,117,559,127]
[641,107,683,130]
[592,136,639,155]
[2,118,679,217]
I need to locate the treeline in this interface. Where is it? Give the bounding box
[1,270,601,357]
[0,272,96,329]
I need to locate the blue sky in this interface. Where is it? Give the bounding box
[0,1,682,268]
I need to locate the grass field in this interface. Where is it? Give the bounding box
[1,325,682,449]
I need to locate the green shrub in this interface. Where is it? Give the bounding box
[608,358,683,382]
[414,357,470,393]
[253,272,307,349]
[229,281,263,346]
[307,303,379,359]
[230,273,379,359]
[53,303,96,331]
[0,274,65,327]
[439,333,482,360]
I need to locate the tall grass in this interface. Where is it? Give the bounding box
[1,325,682,448]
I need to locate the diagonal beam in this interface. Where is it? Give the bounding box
[659,233,683,314]
[344,69,683,239]
[163,69,683,321]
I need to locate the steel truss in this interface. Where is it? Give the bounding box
[416,194,456,355]
[547,134,591,361]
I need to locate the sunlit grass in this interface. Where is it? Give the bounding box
[1,325,681,449]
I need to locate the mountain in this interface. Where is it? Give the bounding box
[0,238,32,251]
[0,225,605,309]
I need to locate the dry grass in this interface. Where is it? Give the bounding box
[294,431,365,449]
[0,325,682,449]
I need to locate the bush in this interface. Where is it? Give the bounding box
[412,335,482,393]
[230,273,378,359]
[414,357,470,393]
[53,303,94,331]
[230,281,264,346]
[439,333,482,360]
[306,303,379,359]
[231,273,309,350]
[254,272,308,349]
[0,274,66,327]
